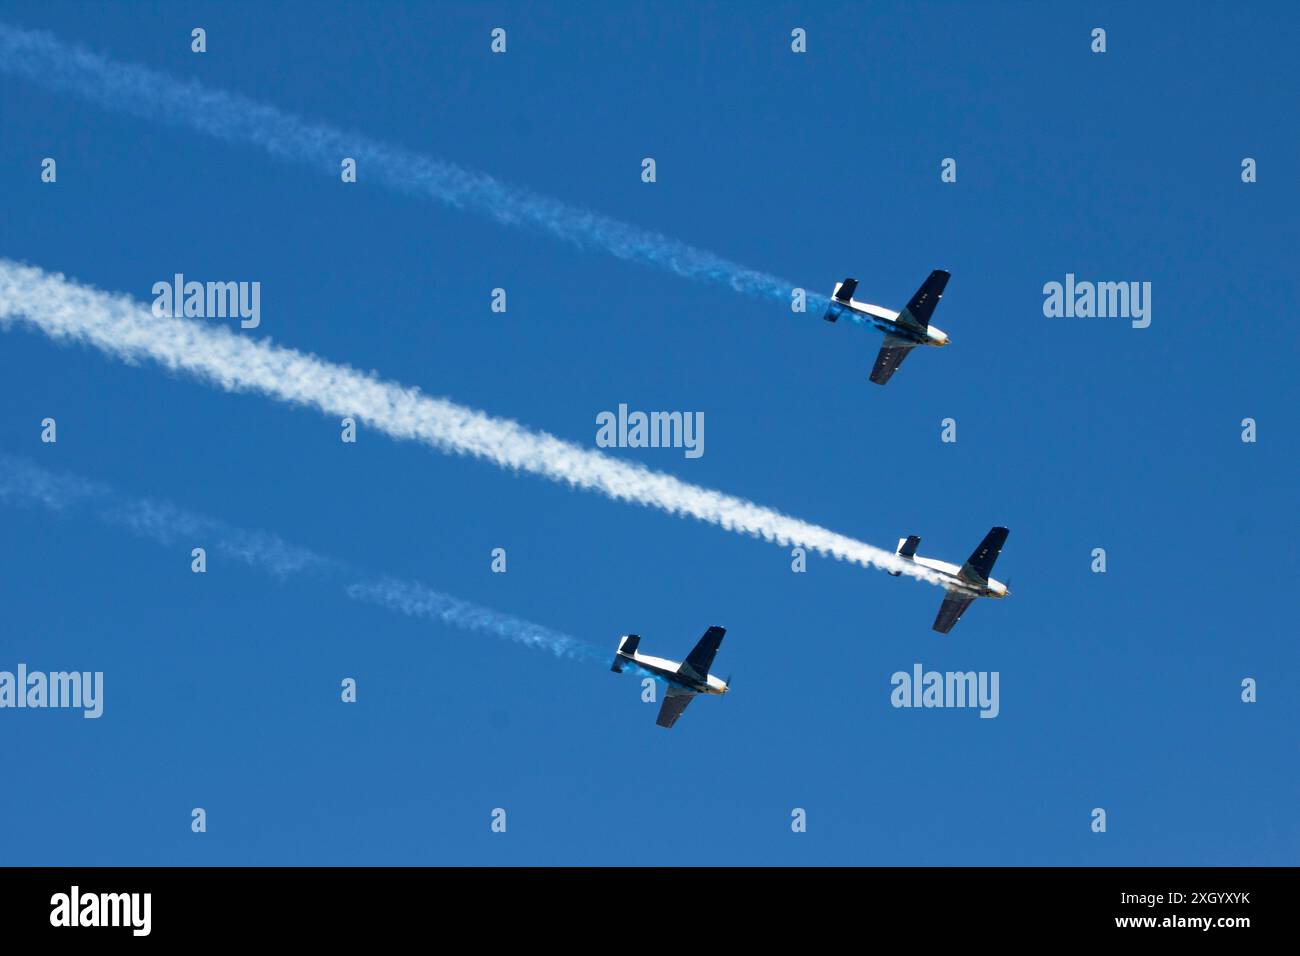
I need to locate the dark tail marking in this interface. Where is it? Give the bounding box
[889,535,921,576]
[611,633,641,672]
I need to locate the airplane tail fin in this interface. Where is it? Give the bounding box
[823,278,858,322]
[610,633,640,672]
[889,535,921,576]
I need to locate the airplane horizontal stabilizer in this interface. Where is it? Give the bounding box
[611,633,641,672]
[888,535,921,576]
[824,278,857,322]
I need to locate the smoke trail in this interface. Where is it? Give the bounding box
[106,497,336,579]
[0,260,942,584]
[0,455,102,510]
[0,22,823,308]
[0,454,598,661]
[346,579,600,663]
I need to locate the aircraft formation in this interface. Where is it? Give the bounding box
[0,22,1013,734]
[616,274,1012,729]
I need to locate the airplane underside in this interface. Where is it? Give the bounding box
[894,528,1011,633]
[934,573,995,598]
[626,660,709,694]
[822,270,951,385]
[611,628,729,728]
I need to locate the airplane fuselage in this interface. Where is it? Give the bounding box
[616,651,728,695]
[824,296,950,348]
[910,556,1009,599]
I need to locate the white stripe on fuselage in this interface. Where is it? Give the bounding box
[620,651,727,694]
[845,297,900,322]
[910,556,1007,597]
[630,652,679,673]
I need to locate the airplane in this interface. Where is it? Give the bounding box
[610,626,729,729]
[822,269,951,385]
[888,527,1011,633]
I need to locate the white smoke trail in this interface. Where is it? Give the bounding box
[0,260,941,585]
[0,453,334,579]
[346,579,600,663]
[0,22,822,308]
[0,454,598,661]
[0,455,102,510]
[107,497,336,579]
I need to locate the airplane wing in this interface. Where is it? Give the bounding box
[959,526,1010,584]
[678,625,726,683]
[896,269,950,331]
[656,688,695,729]
[933,591,975,634]
[869,338,914,385]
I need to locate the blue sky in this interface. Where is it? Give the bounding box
[0,1,1296,865]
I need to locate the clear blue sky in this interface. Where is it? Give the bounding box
[1,1,1295,865]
